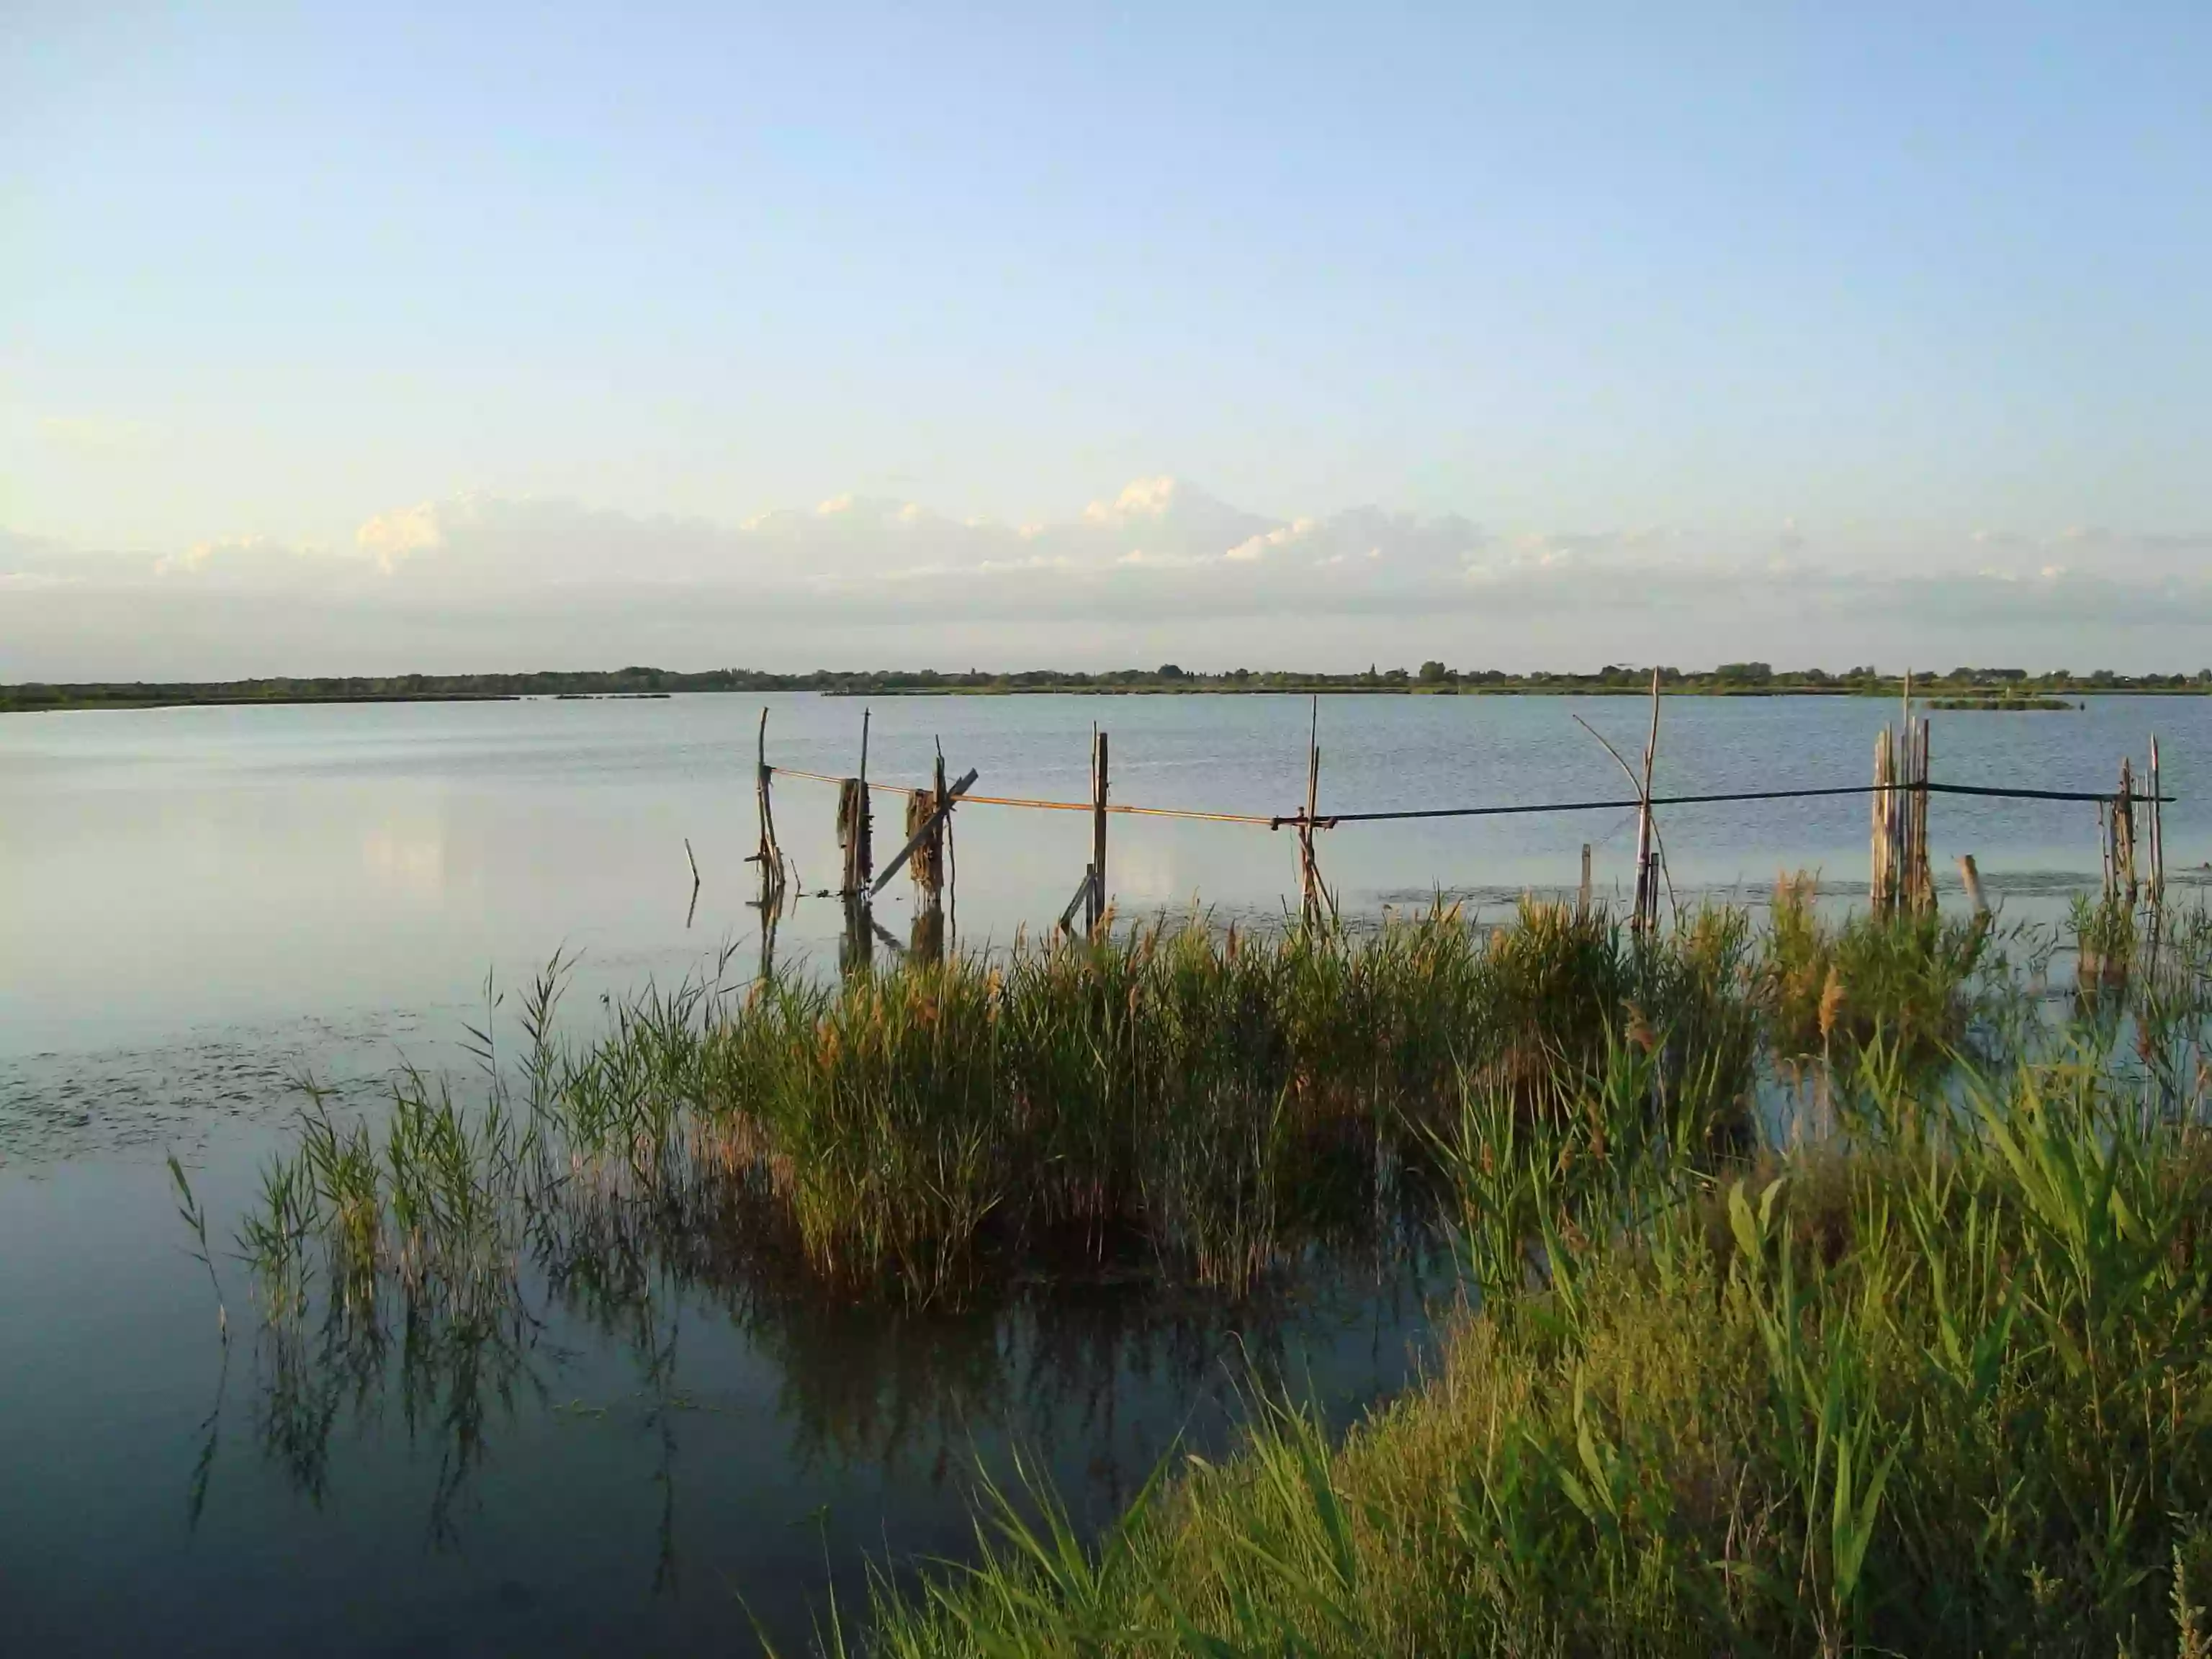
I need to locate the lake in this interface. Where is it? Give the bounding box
[1,691,2203,1654]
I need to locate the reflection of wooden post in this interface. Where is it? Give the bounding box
[840,891,872,979]
[909,904,944,963]
[1089,730,1110,936]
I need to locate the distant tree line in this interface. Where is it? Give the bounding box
[4,662,2208,713]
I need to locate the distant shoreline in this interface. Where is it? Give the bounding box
[4,667,2205,715]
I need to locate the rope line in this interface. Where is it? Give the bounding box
[767,764,2170,832]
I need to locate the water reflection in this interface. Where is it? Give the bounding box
[208,1143,1450,1590]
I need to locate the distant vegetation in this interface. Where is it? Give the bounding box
[6,662,2209,713]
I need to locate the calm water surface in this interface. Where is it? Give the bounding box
[1,692,2203,1653]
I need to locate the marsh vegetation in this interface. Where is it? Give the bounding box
[210,884,2212,1655]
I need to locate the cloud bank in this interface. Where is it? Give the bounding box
[5,481,2211,679]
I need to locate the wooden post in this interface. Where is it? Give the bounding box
[1089,729,1110,936]
[1958,853,1989,917]
[1909,716,1933,914]
[855,709,873,887]
[873,766,976,896]
[2099,799,2114,902]
[836,778,868,895]
[1578,843,1593,917]
[1871,727,1894,915]
[2150,734,2164,900]
[904,786,943,905]
[2118,756,2139,904]
[753,706,787,898]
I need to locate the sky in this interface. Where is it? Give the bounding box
[5,1,2210,678]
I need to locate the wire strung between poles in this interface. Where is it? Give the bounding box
[768,764,2170,832]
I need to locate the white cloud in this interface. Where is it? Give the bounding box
[356,502,447,571]
[9,482,2212,678]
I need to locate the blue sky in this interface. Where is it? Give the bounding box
[6,2,2211,675]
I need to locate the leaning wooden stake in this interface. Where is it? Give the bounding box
[1631,669,1660,932]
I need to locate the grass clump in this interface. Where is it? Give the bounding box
[1758,874,1996,1064]
[690,904,1766,1300]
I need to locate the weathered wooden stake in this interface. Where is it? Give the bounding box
[2117,756,2139,904]
[1958,853,1989,917]
[2150,734,2165,899]
[1871,727,1894,915]
[903,786,943,905]
[753,706,788,897]
[1089,729,1110,936]
[836,778,869,895]
[1578,843,1593,917]
[1907,716,1933,914]
[855,709,873,886]
[873,765,977,896]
